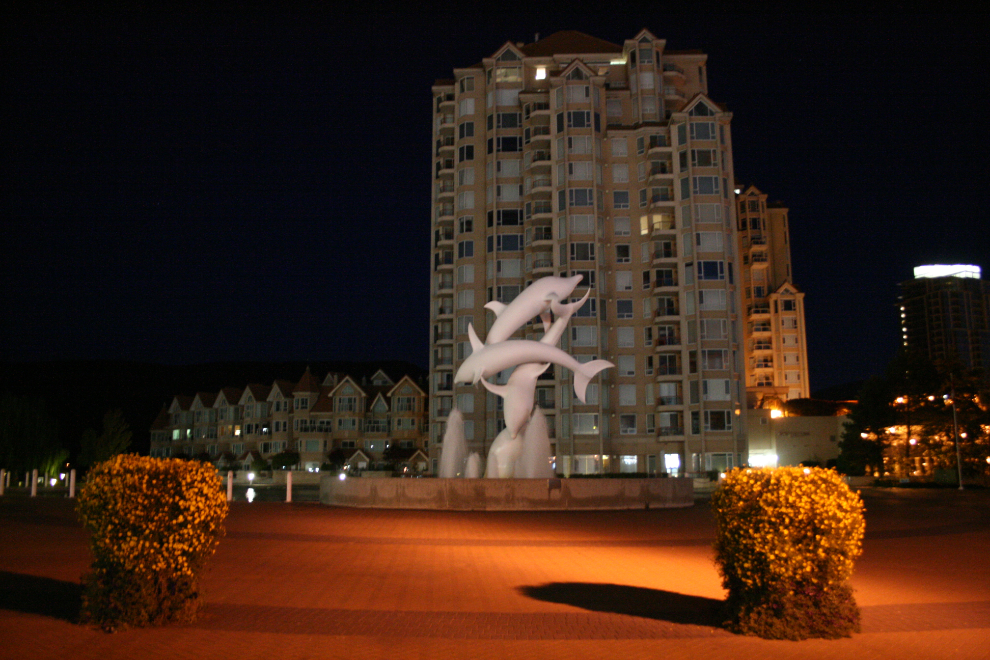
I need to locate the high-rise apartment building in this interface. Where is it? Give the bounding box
[735,185,810,405]
[899,265,990,375]
[429,30,746,476]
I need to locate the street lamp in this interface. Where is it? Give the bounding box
[949,376,963,491]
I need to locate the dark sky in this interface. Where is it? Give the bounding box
[3,5,988,392]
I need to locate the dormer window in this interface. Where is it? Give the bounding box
[535,66,547,80]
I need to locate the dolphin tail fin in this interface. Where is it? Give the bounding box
[572,359,614,403]
[550,288,591,322]
[539,310,552,332]
[467,322,484,353]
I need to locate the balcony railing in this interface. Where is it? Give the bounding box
[653,277,676,288]
[748,304,770,316]
[532,258,554,270]
[658,426,684,436]
[656,364,681,376]
[656,334,680,347]
[657,395,682,406]
[531,226,553,242]
[653,248,676,260]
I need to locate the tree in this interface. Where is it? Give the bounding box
[838,376,893,476]
[80,409,132,468]
[0,393,61,472]
[270,450,300,470]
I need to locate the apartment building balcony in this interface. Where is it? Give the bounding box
[525,150,551,171]
[435,273,453,292]
[436,93,454,109]
[525,102,550,117]
[647,135,670,152]
[436,113,455,132]
[648,190,675,205]
[652,276,677,290]
[526,125,552,144]
[655,304,679,318]
[655,364,681,376]
[435,158,455,178]
[752,322,771,334]
[748,234,767,246]
[525,200,553,221]
[652,247,677,263]
[435,180,455,199]
[658,425,684,437]
[435,203,454,221]
[434,227,454,247]
[749,251,769,264]
[528,225,553,245]
[657,395,682,406]
[433,251,453,271]
[747,304,770,317]
[663,86,685,100]
[655,334,681,348]
[754,359,774,370]
[531,254,554,273]
[662,63,685,79]
[752,340,772,351]
[435,136,455,156]
[528,176,553,193]
[648,162,674,180]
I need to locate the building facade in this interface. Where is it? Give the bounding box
[429,30,747,477]
[149,368,429,472]
[899,264,990,375]
[735,185,810,405]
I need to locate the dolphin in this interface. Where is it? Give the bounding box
[455,323,612,403]
[483,274,587,344]
[478,296,583,438]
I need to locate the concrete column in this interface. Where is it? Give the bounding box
[0,469,5,496]
[286,471,292,503]
[69,469,76,498]
[226,471,234,502]
[30,469,38,497]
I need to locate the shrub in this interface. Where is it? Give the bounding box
[76,455,229,631]
[270,450,300,470]
[711,467,865,640]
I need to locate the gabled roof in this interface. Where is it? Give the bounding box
[367,391,390,414]
[191,392,217,409]
[773,282,803,295]
[214,387,243,408]
[388,375,426,398]
[239,383,271,405]
[520,31,622,57]
[344,449,370,464]
[268,379,295,400]
[150,406,170,430]
[294,367,320,394]
[329,376,367,399]
[309,387,335,414]
[368,369,394,387]
[169,395,193,413]
[681,93,727,115]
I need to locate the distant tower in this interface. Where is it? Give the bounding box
[899,265,990,375]
[735,186,810,406]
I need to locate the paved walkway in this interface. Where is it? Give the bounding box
[1,488,988,659]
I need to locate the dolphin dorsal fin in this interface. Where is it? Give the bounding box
[484,301,508,317]
[467,322,485,352]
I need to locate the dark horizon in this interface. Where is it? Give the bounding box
[3,6,988,393]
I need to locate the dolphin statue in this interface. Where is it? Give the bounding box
[483,274,587,344]
[455,323,612,403]
[478,296,583,438]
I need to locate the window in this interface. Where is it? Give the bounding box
[493,112,521,128]
[690,122,716,140]
[458,145,474,162]
[617,355,635,376]
[700,319,728,339]
[495,66,521,83]
[696,231,723,253]
[562,188,594,207]
[691,149,717,167]
[613,191,630,209]
[615,245,631,263]
[488,136,522,153]
[698,289,726,310]
[574,298,597,317]
[704,410,732,431]
[459,77,474,93]
[570,214,594,233]
[781,299,797,311]
[568,161,593,180]
[702,379,731,401]
[573,413,599,434]
[487,234,523,252]
[458,122,474,139]
[697,261,725,280]
[456,315,473,334]
[782,317,798,329]
[457,191,474,210]
[458,98,475,117]
[617,327,635,347]
[693,176,720,195]
[612,163,629,183]
[570,242,596,261]
[616,300,633,319]
[701,349,729,370]
[488,209,523,227]
[456,290,474,309]
[571,326,598,346]
[457,241,473,258]
[615,271,632,291]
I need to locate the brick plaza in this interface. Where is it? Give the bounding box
[1,488,988,659]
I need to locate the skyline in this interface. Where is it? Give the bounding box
[3,7,987,393]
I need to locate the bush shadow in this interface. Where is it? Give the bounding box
[0,571,82,622]
[519,582,723,627]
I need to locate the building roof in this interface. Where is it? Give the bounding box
[293,367,320,393]
[150,406,170,430]
[519,31,622,57]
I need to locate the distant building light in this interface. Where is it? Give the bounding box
[913,264,981,279]
[535,66,547,80]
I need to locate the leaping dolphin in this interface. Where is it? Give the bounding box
[483,274,587,344]
[478,295,583,438]
[455,323,612,403]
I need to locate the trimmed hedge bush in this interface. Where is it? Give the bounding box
[76,455,229,630]
[711,467,865,640]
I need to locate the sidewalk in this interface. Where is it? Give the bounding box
[1,488,988,659]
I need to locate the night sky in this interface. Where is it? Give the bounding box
[3,5,987,393]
